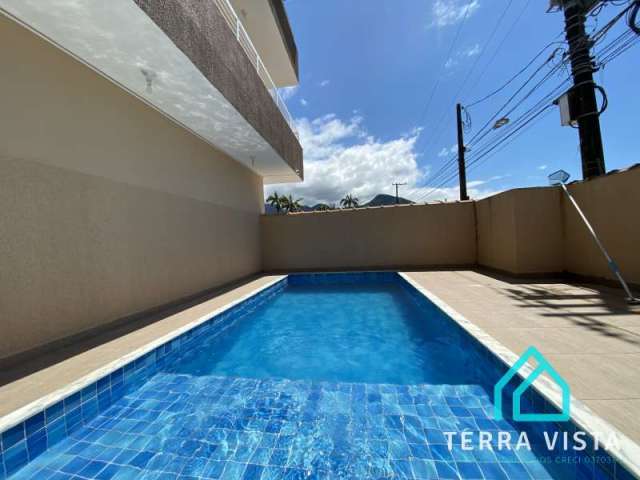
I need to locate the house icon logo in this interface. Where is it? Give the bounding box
[494,346,571,422]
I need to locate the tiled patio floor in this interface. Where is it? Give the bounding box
[403,270,640,444]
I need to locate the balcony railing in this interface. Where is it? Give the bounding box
[213,0,298,138]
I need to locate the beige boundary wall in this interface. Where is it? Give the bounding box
[0,15,263,361]
[261,202,477,271]
[475,167,640,284]
[563,166,640,283]
[475,187,565,275]
[262,167,640,286]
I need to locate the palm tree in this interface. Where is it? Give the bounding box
[266,192,283,214]
[340,194,359,209]
[282,195,303,213]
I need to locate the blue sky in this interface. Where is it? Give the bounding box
[267,0,639,206]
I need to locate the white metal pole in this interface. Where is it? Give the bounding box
[560,183,639,304]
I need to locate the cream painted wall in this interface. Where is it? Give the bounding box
[564,167,640,284]
[475,174,639,284]
[476,188,564,275]
[0,15,263,360]
[476,191,518,273]
[261,203,477,271]
[263,169,638,286]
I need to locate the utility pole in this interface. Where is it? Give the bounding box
[456,103,469,201]
[561,0,606,178]
[392,182,407,204]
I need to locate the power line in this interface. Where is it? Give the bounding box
[465,41,565,108]
[598,31,640,64]
[419,108,554,202]
[466,56,566,149]
[413,78,569,203]
[419,0,517,156]
[414,43,570,200]
[417,104,554,203]
[411,1,638,203]
[466,0,534,102]
[415,4,474,129]
[413,37,567,199]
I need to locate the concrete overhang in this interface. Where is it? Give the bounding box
[229,0,299,87]
[0,0,303,184]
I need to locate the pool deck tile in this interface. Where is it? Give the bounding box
[403,270,640,445]
[0,275,285,419]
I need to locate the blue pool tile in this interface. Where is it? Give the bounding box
[24,412,45,436]
[434,460,461,479]
[390,459,415,479]
[130,451,155,468]
[26,428,47,460]
[78,460,108,477]
[220,461,246,479]
[457,462,484,479]
[501,461,534,479]
[615,463,637,480]
[180,456,208,477]
[409,443,432,459]
[523,460,554,480]
[3,441,28,476]
[242,464,264,480]
[479,462,510,480]
[0,274,635,480]
[1,425,24,451]
[44,401,65,424]
[430,444,454,463]
[411,459,438,479]
[63,391,82,413]
[60,456,92,474]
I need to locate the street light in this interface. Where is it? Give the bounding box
[549,169,639,304]
[493,117,510,129]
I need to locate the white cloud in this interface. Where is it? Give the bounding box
[444,58,458,69]
[319,80,330,87]
[266,115,423,206]
[445,43,481,69]
[538,164,548,170]
[464,43,481,57]
[438,144,457,157]
[265,114,502,206]
[431,0,480,28]
[278,86,298,101]
[300,98,308,106]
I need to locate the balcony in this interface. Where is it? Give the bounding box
[227,0,299,87]
[214,0,298,136]
[0,0,303,183]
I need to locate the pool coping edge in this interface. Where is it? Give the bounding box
[398,272,640,479]
[0,275,288,435]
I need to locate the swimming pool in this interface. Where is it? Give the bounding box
[0,273,634,479]
[171,276,485,385]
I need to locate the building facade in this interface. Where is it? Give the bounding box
[0,0,302,362]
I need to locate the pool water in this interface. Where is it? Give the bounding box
[171,282,484,385]
[4,274,627,480]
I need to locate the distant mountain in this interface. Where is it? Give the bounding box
[264,193,412,214]
[364,194,413,207]
[264,204,314,214]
